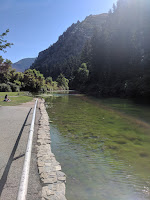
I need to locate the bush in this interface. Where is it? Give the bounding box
[56,74,69,90]
[52,81,58,90]
[14,80,22,86]
[40,85,47,93]
[0,83,12,92]
[8,82,20,92]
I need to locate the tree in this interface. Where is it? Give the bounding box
[0,29,13,52]
[112,3,116,13]
[77,63,89,83]
[71,63,89,90]
[0,58,12,83]
[108,9,112,16]
[56,74,69,90]
[23,69,45,92]
[0,29,14,83]
[46,76,53,85]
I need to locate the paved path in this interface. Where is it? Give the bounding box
[0,100,42,200]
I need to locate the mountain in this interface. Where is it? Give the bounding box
[12,58,36,72]
[71,0,150,98]
[31,14,108,79]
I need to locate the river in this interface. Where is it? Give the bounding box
[45,91,150,200]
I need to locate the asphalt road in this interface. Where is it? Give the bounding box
[0,100,42,200]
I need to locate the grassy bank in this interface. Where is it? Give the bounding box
[0,92,33,106]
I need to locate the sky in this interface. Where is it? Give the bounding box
[0,0,117,63]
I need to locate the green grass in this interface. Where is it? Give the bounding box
[0,92,33,106]
[0,91,28,97]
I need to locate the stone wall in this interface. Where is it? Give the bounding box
[37,99,67,200]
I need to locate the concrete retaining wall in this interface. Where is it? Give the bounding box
[37,99,67,200]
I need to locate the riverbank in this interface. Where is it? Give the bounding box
[37,99,67,200]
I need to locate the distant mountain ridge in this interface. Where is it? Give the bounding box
[12,58,36,72]
[31,14,108,78]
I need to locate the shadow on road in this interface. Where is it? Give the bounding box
[0,108,32,196]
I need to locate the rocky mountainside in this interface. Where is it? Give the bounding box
[31,14,108,79]
[12,58,36,72]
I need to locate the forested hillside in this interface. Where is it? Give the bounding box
[32,0,150,98]
[77,0,150,98]
[31,14,107,79]
[12,58,36,72]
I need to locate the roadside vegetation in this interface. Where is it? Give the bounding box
[0,59,69,93]
[0,30,69,93]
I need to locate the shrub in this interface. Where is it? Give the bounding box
[0,83,12,92]
[41,85,47,93]
[56,74,69,90]
[14,80,22,86]
[8,82,20,92]
[52,81,58,90]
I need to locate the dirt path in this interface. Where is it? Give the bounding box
[0,99,42,200]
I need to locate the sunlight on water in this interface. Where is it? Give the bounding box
[45,92,150,200]
[51,126,149,200]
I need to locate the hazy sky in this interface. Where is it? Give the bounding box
[0,0,117,63]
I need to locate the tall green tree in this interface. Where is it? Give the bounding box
[0,58,12,83]
[23,69,45,92]
[56,73,69,90]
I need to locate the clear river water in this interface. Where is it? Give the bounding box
[45,91,150,200]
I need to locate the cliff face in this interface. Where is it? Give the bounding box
[31,14,108,78]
